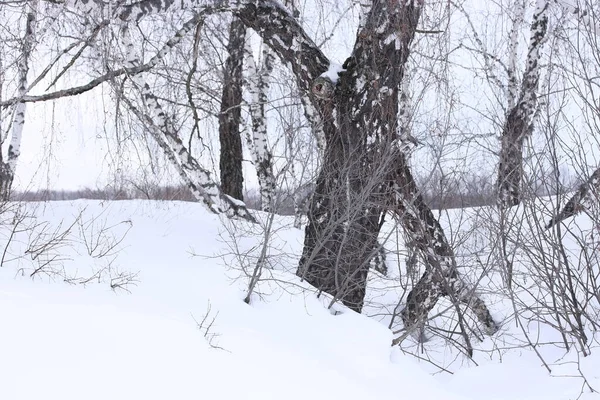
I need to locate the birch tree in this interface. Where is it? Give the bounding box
[117,14,254,221]
[0,2,38,199]
[497,0,550,208]
[29,0,498,339]
[244,39,276,212]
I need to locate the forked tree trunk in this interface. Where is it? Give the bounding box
[297,0,421,312]
[219,17,245,201]
[295,0,497,335]
[52,0,497,336]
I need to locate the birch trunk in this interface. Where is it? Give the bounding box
[546,167,600,229]
[245,38,276,212]
[1,3,38,199]
[497,0,549,208]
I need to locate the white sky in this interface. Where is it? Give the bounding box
[7,0,600,192]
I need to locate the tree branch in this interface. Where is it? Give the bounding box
[0,11,205,107]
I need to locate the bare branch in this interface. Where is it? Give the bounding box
[0,11,205,107]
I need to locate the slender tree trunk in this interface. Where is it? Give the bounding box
[497,0,549,208]
[546,167,600,229]
[219,17,246,201]
[391,153,497,333]
[245,37,276,212]
[1,3,37,199]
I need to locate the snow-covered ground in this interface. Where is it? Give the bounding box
[0,200,599,399]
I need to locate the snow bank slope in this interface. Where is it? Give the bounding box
[0,200,598,399]
[0,200,455,400]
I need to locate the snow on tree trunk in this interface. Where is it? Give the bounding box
[53,0,497,333]
[497,0,549,208]
[219,17,245,201]
[244,37,276,212]
[297,0,424,313]
[546,167,600,229]
[120,23,254,222]
[1,3,38,200]
[295,0,497,332]
[391,153,497,334]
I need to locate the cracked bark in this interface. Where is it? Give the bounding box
[296,0,421,313]
[294,0,496,334]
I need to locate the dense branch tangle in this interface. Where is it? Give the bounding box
[118,15,254,221]
[292,0,497,337]
[42,0,498,339]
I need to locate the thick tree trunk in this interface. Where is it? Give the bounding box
[297,1,497,335]
[297,127,383,311]
[298,0,420,312]
[219,17,245,201]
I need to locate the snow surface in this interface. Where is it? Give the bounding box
[0,200,599,399]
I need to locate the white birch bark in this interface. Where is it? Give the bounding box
[506,0,527,110]
[546,168,600,229]
[1,2,38,198]
[497,0,550,208]
[397,70,418,153]
[244,37,276,212]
